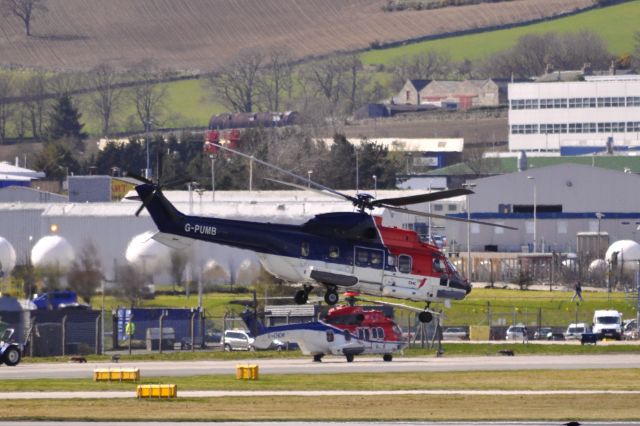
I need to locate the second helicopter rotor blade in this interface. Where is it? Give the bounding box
[383,205,517,230]
[264,178,353,202]
[373,188,473,207]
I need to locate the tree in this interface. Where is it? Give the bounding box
[167,249,189,293]
[129,61,167,132]
[207,49,264,112]
[390,50,452,90]
[88,64,124,137]
[1,0,48,36]
[47,93,87,149]
[67,240,102,304]
[0,74,15,144]
[33,138,81,180]
[257,47,294,111]
[115,264,147,307]
[19,71,47,140]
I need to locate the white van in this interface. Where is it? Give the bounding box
[564,323,589,340]
[592,310,622,340]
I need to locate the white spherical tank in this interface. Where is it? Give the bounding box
[235,258,262,286]
[605,240,640,271]
[0,237,17,275]
[125,231,171,272]
[589,259,607,273]
[31,235,75,270]
[202,260,231,284]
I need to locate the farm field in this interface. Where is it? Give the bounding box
[0,0,594,72]
[361,0,640,64]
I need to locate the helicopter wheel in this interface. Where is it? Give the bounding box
[324,288,339,305]
[345,353,354,363]
[294,289,308,305]
[383,354,393,362]
[313,354,323,362]
[418,311,433,323]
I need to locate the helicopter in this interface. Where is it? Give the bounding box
[242,293,407,362]
[133,142,515,323]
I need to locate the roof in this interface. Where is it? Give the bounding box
[0,162,45,180]
[424,79,495,94]
[318,138,463,152]
[0,186,68,203]
[426,155,640,176]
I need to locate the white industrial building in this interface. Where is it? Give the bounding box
[445,163,640,253]
[508,75,640,153]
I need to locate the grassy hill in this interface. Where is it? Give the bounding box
[362,0,640,64]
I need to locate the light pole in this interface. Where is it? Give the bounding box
[596,212,604,259]
[372,174,377,197]
[307,170,313,188]
[527,176,537,253]
[462,182,476,279]
[144,119,153,180]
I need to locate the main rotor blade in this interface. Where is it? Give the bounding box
[135,203,145,217]
[373,188,473,207]
[124,171,152,185]
[210,142,353,202]
[264,178,352,202]
[384,205,517,230]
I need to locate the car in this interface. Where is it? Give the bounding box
[442,327,469,341]
[223,329,255,351]
[0,329,22,367]
[533,327,553,340]
[623,319,638,340]
[564,322,589,340]
[505,324,528,341]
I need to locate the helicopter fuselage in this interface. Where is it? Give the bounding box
[136,183,471,305]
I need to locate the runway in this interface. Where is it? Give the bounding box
[2,353,640,380]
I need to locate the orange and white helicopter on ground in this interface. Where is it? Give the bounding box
[133,142,514,322]
[243,293,407,362]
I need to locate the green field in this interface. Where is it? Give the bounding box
[361,0,640,64]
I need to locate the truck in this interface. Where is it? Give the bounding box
[592,309,623,340]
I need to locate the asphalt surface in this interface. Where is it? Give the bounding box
[3,354,640,380]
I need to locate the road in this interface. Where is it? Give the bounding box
[3,354,640,380]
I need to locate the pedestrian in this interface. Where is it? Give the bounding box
[571,281,583,302]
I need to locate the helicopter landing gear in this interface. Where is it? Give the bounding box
[418,311,433,323]
[313,354,324,362]
[294,285,313,305]
[324,287,339,305]
[383,354,393,362]
[345,353,354,363]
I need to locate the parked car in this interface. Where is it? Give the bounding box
[442,327,469,341]
[0,329,22,367]
[223,329,255,351]
[565,322,589,340]
[623,319,638,340]
[533,327,553,340]
[505,324,528,341]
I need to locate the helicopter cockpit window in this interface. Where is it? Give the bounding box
[387,255,396,267]
[371,252,382,265]
[301,242,310,257]
[329,246,339,258]
[433,258,443,273]
[398,255,412,273]
[356,248,368,263]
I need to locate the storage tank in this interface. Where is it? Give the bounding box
[31,235,75,270]
[605,240,640,271]
[125,231,171,273]
[0,236,16,275]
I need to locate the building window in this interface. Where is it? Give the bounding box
[627,122,640,132]
[597,97,625,107]
[447,204,457,212]
[627,97,640,107]
[433,204,444,212]
[598,122,612,133]
[406,90,410,101]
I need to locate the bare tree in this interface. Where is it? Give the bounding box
[207,49,264,112]
[115,264,147,307]
[0,74,15,144]
[391,50,452,90]
[167,249,189,293]
[257,47,294,111]
[128,61,167,131]
[88,64,124,137]
[67,240,102,304]
[19,71,48,140]
[1,0,48,36]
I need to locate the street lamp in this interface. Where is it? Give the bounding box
[527,176,537,253]
[596,212,605,259]
[144,119,153,180]
[461,182,476,279]
[372,174,377,197]
[307,170,313,188]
